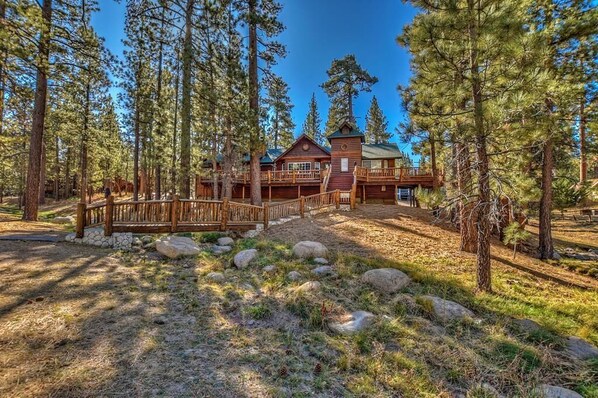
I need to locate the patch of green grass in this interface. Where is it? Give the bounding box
[243,304,272,320]
[490,340,541,373]
[198,232,224,243]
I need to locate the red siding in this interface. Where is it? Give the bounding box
[328,136,362,190]
[275,136,330,170]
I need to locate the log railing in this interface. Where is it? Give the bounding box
[354,166,434,182]
[76,190,350,237]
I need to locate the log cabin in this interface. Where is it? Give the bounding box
[197,121,437,203]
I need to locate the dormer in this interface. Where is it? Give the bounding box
[327,121,365,143]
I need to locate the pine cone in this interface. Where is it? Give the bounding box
[279,366,288,378]
[314,363,322,374]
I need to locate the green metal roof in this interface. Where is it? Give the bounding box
[362,143,403,160]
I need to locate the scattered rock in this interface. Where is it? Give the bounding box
[153,317,167,325]
[420,295,474,322]
[293,241,328,259]
[312,265,335,276]
[143,241,156,250]
[552,251,562,260]
[52,216,74,224]
[535,384,583,398]
[217,237,235,246]
[132,237,142,246]
[513,318,542,334]
[329,311,375,334]
[565,336,598,360]
[212,245,232,254]
[156,236,201,259]
[287,271,302,281]
[313,257,329,265]
[141,235,153,245]
[295,281,321,293]
[233,249,258,268]
[362,268,411,294]
[262,265,277,273]
[206,272,225,283]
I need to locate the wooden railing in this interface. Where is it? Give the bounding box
[354,166,434,183]
[202,169,325,185]
[76,190,349,237]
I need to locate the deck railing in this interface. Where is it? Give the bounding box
[202,169,325,185]
[76,190,347,238]
[354,166,434,182]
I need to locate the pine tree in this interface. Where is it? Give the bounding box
[364,96,391,144]
[321,54,378,131]
[301,93,324,145]
[264,75,294,149]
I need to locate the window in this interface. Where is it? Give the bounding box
[362,160,382,169]
[288,162,311,171]
[341,158,349,172]
[381,186,386,192]
[314,162,321,170]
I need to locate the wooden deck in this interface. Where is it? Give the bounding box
[354,166,436,187]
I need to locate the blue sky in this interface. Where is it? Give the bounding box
[92,0,418,155]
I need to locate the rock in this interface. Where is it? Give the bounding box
[132,237,142,246]
[296,281,321,293]
[233,249,258,268]
[313,257,329,265]
[287,271,302,281]
[156,236,201,259]
[217,237,234,246]
[565,336,598,360]
[420,295,474,322]
[141,235,153,244]
[206,272,225,283]
[52,216,74,224]
[362,268,411,294]
[329,311,375,334]
[513,318,542,334]
[312,266,334,276]
[293,241,328,259]
[535,384,583,398]
[212,245,232,254]
[154,317,167,325]
[262,265,277,273]
[143,242,156,250]
[552,251,562,260]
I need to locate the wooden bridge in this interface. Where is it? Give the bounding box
[75,190,355,238]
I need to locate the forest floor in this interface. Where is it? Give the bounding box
[0,205,597,397]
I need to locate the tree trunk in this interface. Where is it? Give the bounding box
[222,116,234,200]
[80,83,90,204]
[39,141,46,204]
[179,0,195,198]
[539,136,554,259]
[430,132,438,189]
[456,142,477,253]
[171,49,180,195]
[0,1,6,137]
[579,96,587,184]
[133,91,140,201]
[54,135,60,201]
[23,0,52,221]
[468,0,491,292]
[248,0,262,206]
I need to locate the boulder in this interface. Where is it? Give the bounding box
[312,266,335,276]
[420,295,474,322]
[212,245,232,255]
[552,251,562,260]
[52,216,74,224]
[155,236,201,259]
[293,241,328,259]
[217,237,235,246]
[287,271,302,281]
[262,265,277,273]
[329,311,375,334]
[512,318,542,334]
[233,249,258,268]
[565,336,598,360]
[206,272,225,283]
[313,257,329,265]
[362,268,411,294]
[296,281,321,293]
[535,385,583,398]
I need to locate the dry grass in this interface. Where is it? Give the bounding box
[0,205,596,397]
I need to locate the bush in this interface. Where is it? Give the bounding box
[502,222,531,259]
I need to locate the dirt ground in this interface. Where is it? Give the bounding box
[264,204,598,290]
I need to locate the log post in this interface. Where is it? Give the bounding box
[350,186,356,210]
[335,189,340,209]
[292,170,297,184]
[264,202,269,229]
[268,170,271,184]
[220,197,229,231]
[76,202,86,238]
[300,196,305,218]
[171,194,180,233]
[104,195,114,237]
[366,168,369,183]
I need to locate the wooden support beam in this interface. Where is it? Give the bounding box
[269,185,272,202]
[104,195,114,236]
[171,195,180,232]
[76,202,86,238]
[300,196,305,218]
[335,189,340,209]
[220,197,229,231]
[264,202,269,229]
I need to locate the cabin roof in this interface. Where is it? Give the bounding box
[362,143,403,160]
[273,134,331,161]
[326,121,365,143]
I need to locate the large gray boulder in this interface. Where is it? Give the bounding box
[565,336,598,360]
[155,236,200,259]
[217,237,235,246]
[233,249,258,268]
[329,311,375,335]
[293,241,328,259]
[535,384,583,398]
[420,295,474,322]
[212,245,232,255]
[362,268,411,294]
